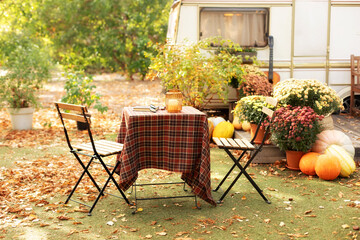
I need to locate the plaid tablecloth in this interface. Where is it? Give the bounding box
[116,106,216,206]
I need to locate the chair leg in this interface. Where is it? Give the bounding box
[97,157,132,205]
[65,156,103,204]
[217,148,270,204]
[213,151,246,192]
[88,159,132,216]
[73,153,104,192]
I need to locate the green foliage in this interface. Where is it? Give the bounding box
[61,71,108,113]
[0,0,171,78]
[149,40,232,110]
[38,0,170,79]
[0,31,52,108]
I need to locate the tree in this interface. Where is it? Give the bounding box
[0,0,171,79]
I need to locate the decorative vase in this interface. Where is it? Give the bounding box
[7,107,34,130]
[285,150,305,170]
[250,123,269,144]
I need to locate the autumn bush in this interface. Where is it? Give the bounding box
[149,40,231,110]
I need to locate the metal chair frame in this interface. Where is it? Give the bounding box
[212,97,278,204]
[55,102,132,216]
[129,181,199,214]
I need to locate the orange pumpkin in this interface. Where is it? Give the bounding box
[208,120,214,139]
[299,152,321,176]
[315,154,341,180]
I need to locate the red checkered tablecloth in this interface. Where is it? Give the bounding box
[116,106,216,206]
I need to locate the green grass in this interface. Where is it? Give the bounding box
[1,147,359,240]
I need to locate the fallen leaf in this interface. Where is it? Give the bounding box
[304,210,312,215]
[156,231,167,236]
[57,215,71,220]
[264,219,271,224]
[175,231,189,237]
[342,224,350,229]
[107,221,114,226]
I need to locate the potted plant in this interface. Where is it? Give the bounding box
[238,73,273,98]
[0,32,52,130]
[232,95,275,143]
[269,105,324,170]
[61,70,108,130]
[273,79,343,129]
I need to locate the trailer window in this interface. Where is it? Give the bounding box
[200,8,269,47]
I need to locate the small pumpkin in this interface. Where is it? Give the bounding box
[315,153,341,181]
[312,130,355,158]
[213,121,234,138]
[324,145,356,177]
[208,120,214,139]
[299,152,321,176]
[232,116,242,130]
[242,121,251,131]
[209,116,226,127]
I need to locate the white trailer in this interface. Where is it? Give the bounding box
[166,0,360,110]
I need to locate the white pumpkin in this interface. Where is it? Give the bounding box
[324,145,356,177]
[312,130,355,158]
[208,116,226,127]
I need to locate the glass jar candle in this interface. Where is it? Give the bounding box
[165,90,183,113]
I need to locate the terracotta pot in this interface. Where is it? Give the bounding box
[285,150,305,170]
[250,123,269,144]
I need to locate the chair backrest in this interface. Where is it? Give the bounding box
[351,55,360,85]
[55,102,94,151]
[250,97,278,145]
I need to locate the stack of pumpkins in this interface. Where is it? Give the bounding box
[208,116,234,139]
[299,130,357,180]
[231,116,251,132]
[207,116,252,139]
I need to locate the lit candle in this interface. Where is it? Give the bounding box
[167,99,178,112]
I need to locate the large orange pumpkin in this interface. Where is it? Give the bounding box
[315,154,341,180]
[299,152,321,176]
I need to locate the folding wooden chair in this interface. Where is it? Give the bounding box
[55,102,132,216]
[350,55,360,116]
[212,97,278,204]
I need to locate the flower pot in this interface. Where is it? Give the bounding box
[319,114,334,130]
[285,150,305,170]
[76,121,89,131]
[7,107,34,130]
[250,123,269,144]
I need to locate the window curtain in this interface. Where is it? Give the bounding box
[200,11,267,47]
